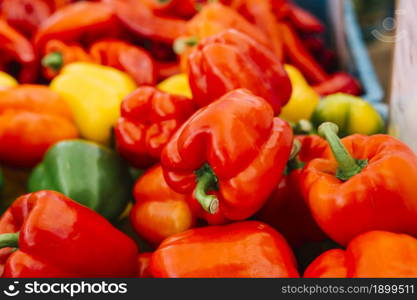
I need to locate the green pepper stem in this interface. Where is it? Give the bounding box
[173,37,199,55]
[41,52,63,71]
[194,164,219,214]
[318,122,367,181]
[0,232,19,249]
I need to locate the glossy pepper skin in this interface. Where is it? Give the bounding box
[0,191,138,278]
[130,165,195,246]
[0,20,37,83]
[42,40,92,79]
[187,29,292,114]
[150,221,299,278]
[50,62,136,145]
[0,85,78,168]
[304,231,417,278]
[279,64,320,123]
[1,0,71,38]
[34,2,121,54]
[257,135,327,247]
[89,39,157,86]
[161,89,293,221]
[301,122,417,246]
[312,93,384,137]
[28,140,132,220]
[115,86,196,168]
[105,0,186,44]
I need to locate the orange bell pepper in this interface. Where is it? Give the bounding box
[0,85,78,167]
[301,122,417,246]
[304,231,417,278]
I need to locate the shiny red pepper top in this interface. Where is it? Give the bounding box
[0,191,139,278]
[187,29,292,114]
[161,89,293,221]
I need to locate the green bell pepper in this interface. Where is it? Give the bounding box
[28,140,133,220]
[311,93,385,137]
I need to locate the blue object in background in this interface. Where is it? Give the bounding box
[296,0,387,120]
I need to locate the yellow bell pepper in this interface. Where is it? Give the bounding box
[0,71,18,89]
[157,73,192,98]
[50,63,136,144]
[312,93,385,137]
[280,65,320,122]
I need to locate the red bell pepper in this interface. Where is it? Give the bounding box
[150,221,300,278]
[301,122,417,246]
[0,85,78,167]
[0,191,138,277]
[1,0,72,37]
[187,29,292,114]
[304,231,417,278]
[0,20,37,83]
[89,39,157,86]
[105,0,186,44]
[161,89,293,221]
[130,165,195,246]
[257,135,327,247]
[115,86,197,169]
[137,252,153,278]
[34,2,121,53]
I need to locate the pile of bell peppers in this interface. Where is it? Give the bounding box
[0,0,415,279]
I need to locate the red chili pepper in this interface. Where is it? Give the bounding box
[1,0,72,37]
[0,20,37,83]
[161,89,293,221]
[137,252,153,278]
[130,165,195,246]
[0,191,138,277]
[304,231,417,278]
[150,221,300,278]
[227,0,284,60]
[34,2,121,53]
[0,85,78,167]
[41,40,92,79]
[187,29,292,114]
[89,39,157,85]
[313,72,362,97]
[257,135,327,247]
[115,86,197,169]
[277,21,329,84]
[105,0,186,44]
[301,122,417,246]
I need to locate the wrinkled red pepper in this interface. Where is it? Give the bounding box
[150,221,300,278]
[0,20,37,83]
[187,29,292,114]
[0,191,138,277]
[1,0,72,37]
[105,0,186,44]
[34,2,121,53]
[257,135,327,247]
[115,86,197,169]
[161,89,293,221]
[89,39,157,85]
